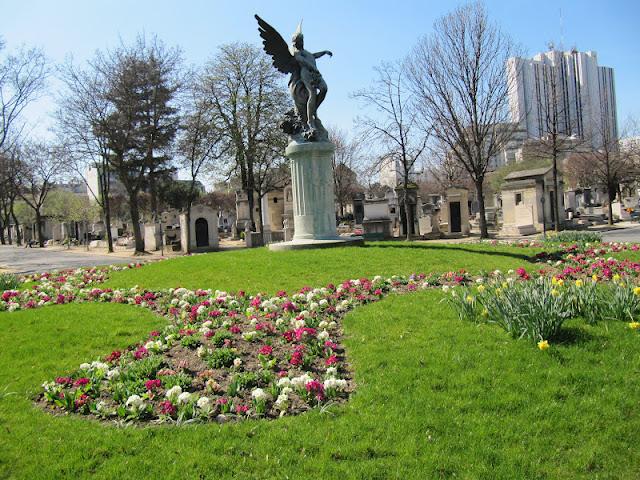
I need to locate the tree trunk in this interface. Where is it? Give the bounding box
[552,152,561,232]
[184,204,192,254]
[607,184,615,226]
[256,195,264,243]
[129,200,145,253]
[67,222,72,249]
[247,188,256,231]
[475,179,489,239]
[35,210,44,247]
[0,219,5,245]
[402,182,412,241]
[99,160,114,253]
[11,208,21,246]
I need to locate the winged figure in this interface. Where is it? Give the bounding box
[255,14,332,141]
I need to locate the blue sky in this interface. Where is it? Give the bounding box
[4,0,639,139]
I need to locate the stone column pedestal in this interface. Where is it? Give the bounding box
[269,140,363,251]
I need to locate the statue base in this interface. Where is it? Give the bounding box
[269,139,365,251]
[268,236,364,251]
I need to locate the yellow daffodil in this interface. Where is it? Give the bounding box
[550,289,559,297]
[477,285,485,293]
[495,288,502,296]
[613,274,621,282]
[465,295,474,304]
[575,279,584,287]
[633,287,640,296]
[537,340,550,350]
[592,274,598,282]
[629,322,640,330]
[502,281,509,289]
[481,308,489,318]
[551,276,558,285]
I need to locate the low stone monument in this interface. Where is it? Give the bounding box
[255,15,363,251]
[179,205,219,252]
[144,223,162,251]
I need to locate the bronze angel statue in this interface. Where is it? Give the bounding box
[255,15,332,142]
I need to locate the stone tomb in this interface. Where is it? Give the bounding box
[362,197,392,240]
[439,187,470,236]
[179,205,219,252]
[500,167,564,235]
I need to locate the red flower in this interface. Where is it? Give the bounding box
[105,350,122,363]
[74,394,90,409]
[236,405,249,414]
[55,377,73,386]
[229,324,241,334]
[74,377,90,387]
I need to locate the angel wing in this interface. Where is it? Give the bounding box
[255,15,298,74]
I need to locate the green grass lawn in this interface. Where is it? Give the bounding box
[2,243,640,478]
[104,241,545,293]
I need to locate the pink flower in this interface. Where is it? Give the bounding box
[236,405,249,414]
[325,355,338,366]
[229,324,241,334]
[216,397,228,405]
[305,380,325,401]
[134,346,148,360]
[74,377,90,387]
[145,379,162,391]
[55,377,73,386]
[159,401,176,415]
[258,345,273,356]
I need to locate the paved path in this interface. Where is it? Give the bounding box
[601,223,640,243]
[0,245,131,274]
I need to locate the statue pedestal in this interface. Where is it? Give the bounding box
[269,140,364,251]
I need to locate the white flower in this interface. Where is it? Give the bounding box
[277,377,292,388]
[251,388,268,402]
[280,386,293,396]
[317,330,329,341]
[96,401,107,412]
[324,378,348,391]
[106,368,120,380]
[274,393,289,409]
[177,391,193,404]
[197,396,212,412]
[91,361,109,371]
[291,373,313,389]
[325,367,338,378]
[165,385,182,400]
[233,358,242,368]
[441,285,450,293]
[125,395,145,412]
[79,363,91,370]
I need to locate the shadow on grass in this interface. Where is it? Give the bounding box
[553,325,598,346]
[364,242,539,263]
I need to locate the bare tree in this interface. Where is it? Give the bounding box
[252,131,289,239]
[56,56,117,252]
[407,2,519,238]
[16,142,64,247]
[353,62,428,240]
[200,43,289,232]
[566,118,639,225]
[328,127,364,218]
[0,40,48,152]
[177,78,226,253]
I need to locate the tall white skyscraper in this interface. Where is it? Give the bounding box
[507,49,617,149]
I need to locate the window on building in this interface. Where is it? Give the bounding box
[273,197,278,203]
[515,193,523,205]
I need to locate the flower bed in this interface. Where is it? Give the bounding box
[2,240,640,425]
[37,274,438,424]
